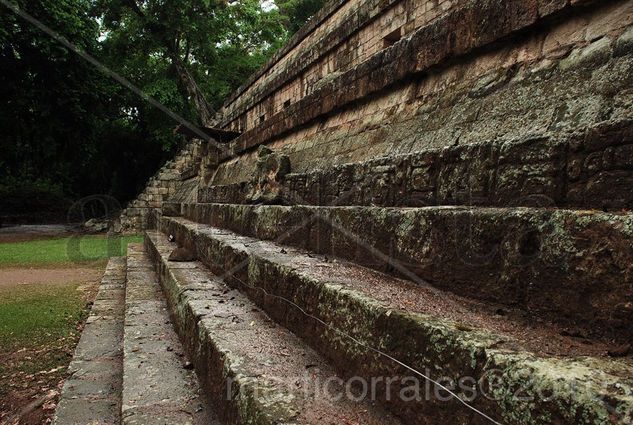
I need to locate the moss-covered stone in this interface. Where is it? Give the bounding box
[156,218,633,424]
[177,203,633,343]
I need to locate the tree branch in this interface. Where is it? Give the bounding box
[184,37,191,62]
[168,48,216,126]
[121,1,215,126]
[122,0,145,18]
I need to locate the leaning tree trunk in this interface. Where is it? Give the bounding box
[121,2,216,126]
[170,51,216,126]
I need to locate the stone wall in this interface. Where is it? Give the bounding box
[219,0,469,132]
[206,0,633,199]
[126,0,633,227]
[201,119,633,210]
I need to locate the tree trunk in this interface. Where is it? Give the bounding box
[169,51,216,126]
[122,1,215,126]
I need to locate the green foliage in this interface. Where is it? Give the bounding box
[0,0,106,194]
[277,0,326,34]
[92,0,290,112]
[0,234,143,267]
[0,176,71,218]
[0,0,325,218]
[0,0,183,206]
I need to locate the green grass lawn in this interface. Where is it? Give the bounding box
[0,281,87,367]
[0,233,142,419]
[0,234,143,267]
[0,279,93,410]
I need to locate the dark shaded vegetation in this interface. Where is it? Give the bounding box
[0,0,324,222]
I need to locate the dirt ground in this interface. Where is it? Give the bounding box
[0,268,101,288]
[0,225,75,244]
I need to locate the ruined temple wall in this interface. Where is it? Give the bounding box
[209,0,633,188]
[219,0,466,132]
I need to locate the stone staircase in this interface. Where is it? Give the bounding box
[59,0,633,422]
[54,199,633,424]
[153,208,633,424]
[53,249,215,425]
[52,243,406,424]
[55,125,633,425]
[57,64,633,425]
[119,141,204,234]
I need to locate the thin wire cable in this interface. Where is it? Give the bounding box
[207,251,504,425]
[174,217,503,422]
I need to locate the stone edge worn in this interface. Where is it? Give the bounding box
[162,216,633,425]
[177,202,633,343]
[53,257,126,425]
[143,232,302,425]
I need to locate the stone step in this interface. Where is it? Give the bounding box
[144,231,402,425]
[201,119,633,210]
[122,244,216,424]
[54,257,126,425]
[159,216,633,425]
[174,202,633,343]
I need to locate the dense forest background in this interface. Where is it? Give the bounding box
[0,0,324,222]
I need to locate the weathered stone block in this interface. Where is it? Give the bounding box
[179,203,633,343]
[560,36,613,71]
[537,0,569,16]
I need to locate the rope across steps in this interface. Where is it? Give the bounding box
[144,231,401,425]
[170,202,633,344]
[156,216,633,424]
